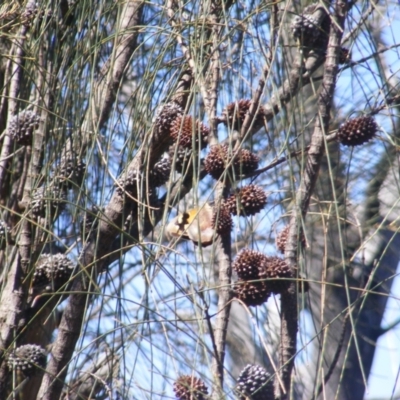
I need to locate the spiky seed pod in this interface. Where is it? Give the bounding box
[203,144,227,179]
[204,145,259,180]
[56,158,86,189]
[276,225,306,254]
[291,5,319,42]
[170,115,210,149]
[232,248,269,281]
[149,157,171,187]
[30,186,66,218]
[234,280,270,307]
[275,225,289,254]
[236,364,274,400]
[337,116,377,146]
[0,220,10,249]
[7,344,47,377]
[222,99,265,131]
[212,203,233,236]
[291,14,319,40]
[168,145,192,174]
[265,257,293,294]
[115,168,139,196]
[173,375,209,400]
[236,148,260,175]
[32,253,74,293]
[291,3,330,50]
[8,110,40,145]
[226,185,267,216]
[154,102,183,137]
[339,47,351,64]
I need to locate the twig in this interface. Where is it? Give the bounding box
[165,0,211,112]
[37,2,145,399]
[313,311,350,400]
[0,16,29,194]
[281,1,349,397]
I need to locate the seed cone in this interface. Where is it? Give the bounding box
[233,249,294,299]
[154,102,183,137]
[204,144,259,180]
[233,249,269,281]
[222,99,264,131]
[265,257,293,294]
[276,225,306,254]
[225,185,267,216]
[291,13,319,42]
[149,157,171,187]
[236,364,274,400]
[32,253,74,293]
[338,116,377,146]
[9,110,40,145]
[169,145,193,174]
[7,344,47,377]
[170,115,209,149]
[234,280,270,307]
[31,185,66,218]
[211,203,233,236]
[291,3,330,50]
[115,168,139,196]
[56,157,86,189]
[173,375,208,400]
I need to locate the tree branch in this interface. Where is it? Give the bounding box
[282,2,348,397]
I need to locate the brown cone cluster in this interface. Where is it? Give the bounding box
[233,249,268,281]
[236,364,274,400]
[168,145,193,174]
[173,375,208,400]
[233,249,270,307]
[337,116,377,146]
[115,168,140,196]
[56,157,86,189]
[222,99,264,131]
[204,144,259,180]
[276,225,306,254]
[233,249,294,306]
[264,256,293,294]
[170,115,209,149]
[30,185,66,218]
[235,280,270,307]
[9,110,40,145]
[149,157,171,187]
[291,3,331,50]
[212,203,233,236]
[32,253,74,293]
[225,184,267,216]
[154,102,183,137]
[7,344,47,377]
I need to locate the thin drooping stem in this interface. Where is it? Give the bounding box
[36,2,144,399]
[281,2,348,397]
